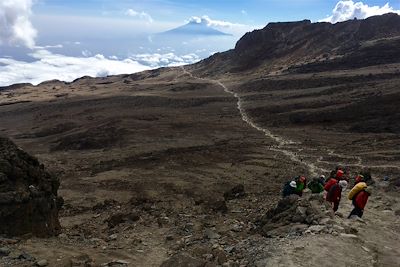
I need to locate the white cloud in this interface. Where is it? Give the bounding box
[0,0,37,48]
[82,50,92,57]
[0,50,201,86]
[321,1,400,23]
[129,52,200,68]
[34,44,63,49]
[187,15,256,36]
[0,50,150,86]
[125,9,153,23]
[188,15,244,28]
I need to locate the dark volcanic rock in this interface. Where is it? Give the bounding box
[106,212,140,228]
[0,137,62,237]
[258,194,332,237]
[194,13,400,74]
[223,184,246,200]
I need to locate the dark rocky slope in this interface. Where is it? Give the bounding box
[0,137,62,237]
[193,13,400,74]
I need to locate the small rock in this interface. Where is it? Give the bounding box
[319,218,333,225]
[103,259,130,266]
[231,224,242,232]
[344,226,358,235]
[213,249,228,265]
[115,260,130,264]
[109,234,118,241]
[58,233,67,239]
[331,231,339,236]
[0,247,11,256]
[224,246,235,253]
[166,235,174,241]
[205,228,220,240]
[308,225,325,233]
[333,225,345,232]
[340,233,358,239]
[18,252,35,261]
[36,259,48,266]
[203,254,214,261]
[335,212,344,218]
[362,246,370,252]
[223,184,245,200]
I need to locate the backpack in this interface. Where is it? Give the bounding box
[308,181,323,194]
[282,181,293,197]
[348,182,367,200]
[326,184,340,202]
[324,178,338,192]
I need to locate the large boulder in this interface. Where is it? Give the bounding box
[258,194,333,237]
[0,137,62,237]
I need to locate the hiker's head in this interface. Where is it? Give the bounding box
[299,176,306,183]
[336,169,344,179]
[290,181,297,188]
[339,180,348,189]
[320,175,326,180]
[355,174,364,183]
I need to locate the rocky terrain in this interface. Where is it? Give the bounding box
[0,14,399,267]
[0,137,62,238]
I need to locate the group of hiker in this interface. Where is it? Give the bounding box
[282,167,372,219]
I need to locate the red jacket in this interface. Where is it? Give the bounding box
[324,178,338,192]
[354,191,370,209]
[327,184,341,203]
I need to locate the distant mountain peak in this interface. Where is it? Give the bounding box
[161,17,232,36]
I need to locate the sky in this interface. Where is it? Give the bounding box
[1,0,400,86]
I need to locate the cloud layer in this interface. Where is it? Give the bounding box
[188,15,244,28]
[321,1,400,23]
[125,9,153,23]
[0,0,37,48]
[187,15,255,36]
[0,50,201,86]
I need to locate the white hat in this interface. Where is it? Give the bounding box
[290,181,297,188]
[339,180,348,189]
[320,175,326,179]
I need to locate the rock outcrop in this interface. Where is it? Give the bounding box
[0,137,62,237]
[258,194,334,237]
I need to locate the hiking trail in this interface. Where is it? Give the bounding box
[180,66,400,176]
[181,66,322,177]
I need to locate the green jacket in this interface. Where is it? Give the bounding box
[308,181,324,194]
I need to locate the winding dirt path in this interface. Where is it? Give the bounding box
[181,66,321,176]
[181,66,400,176]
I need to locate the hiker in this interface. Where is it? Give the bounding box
[326,180,348,212]
[295,176,307,196]
[354,174,364,185]
[308,177,324,194]
[336,169,344,180]
[329,166,342,179]
[348,180,367,200]
[318,175,326,185]
[348,179,370,218]
[348,187,371,218]
[282,181,298,197]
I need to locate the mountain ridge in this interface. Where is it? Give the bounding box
[192,13,400,75]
